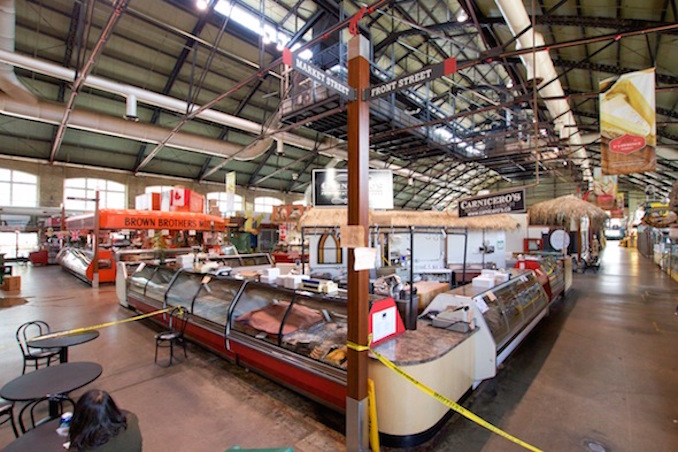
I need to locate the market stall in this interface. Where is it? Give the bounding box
[528,195,608,268]
[58,209,227,285]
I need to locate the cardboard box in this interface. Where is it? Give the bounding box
[2,275,21,292]
[135,193,161,211]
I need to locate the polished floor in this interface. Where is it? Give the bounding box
[1,242,677,451]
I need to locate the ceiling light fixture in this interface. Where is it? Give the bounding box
[196,0,209,11]
[457,10,468,22]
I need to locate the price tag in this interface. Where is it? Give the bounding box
[486,291,497,301]
[475,297,489,314]
[371,306,397,342]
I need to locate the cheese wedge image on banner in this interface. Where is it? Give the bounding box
[600,68,656,146]
[600,92,651,138]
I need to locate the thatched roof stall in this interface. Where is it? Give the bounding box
[298,208,520,231]
[528,195,608,231]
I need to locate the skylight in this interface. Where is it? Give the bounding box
[214,0,312,60]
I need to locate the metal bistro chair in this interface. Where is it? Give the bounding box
[17,394,75,433]
[16,321,61,375]
[0,397,19,438]
[154,306,189,367]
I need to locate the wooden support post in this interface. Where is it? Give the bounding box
[345,33,370,452]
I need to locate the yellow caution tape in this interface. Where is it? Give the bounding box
[367,378,380,452]
[28,307,174,342]
[347,333,372,353]
[370,348,543,452]
[346,341,370,352]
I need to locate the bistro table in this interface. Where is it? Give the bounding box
[27,330,100,363]
[0,362,102,422]
[0,418,63,451]
[0,409,131,452]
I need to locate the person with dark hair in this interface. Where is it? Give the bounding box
[68,389,142,451]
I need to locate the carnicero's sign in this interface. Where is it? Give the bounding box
[457,188,525,217]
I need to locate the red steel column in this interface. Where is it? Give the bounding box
[346,33,370,452]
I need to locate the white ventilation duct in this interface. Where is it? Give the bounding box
[494,0,591,181]
[0,0,35,104]
[0,94,270,159]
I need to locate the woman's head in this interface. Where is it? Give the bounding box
[69,389,127,450]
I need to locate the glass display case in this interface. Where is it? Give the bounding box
[538,256,565,299]
[56,247,115,284]
[229,283,350,370]
[467,271,549,352]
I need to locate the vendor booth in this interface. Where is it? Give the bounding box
[58,209,226,285]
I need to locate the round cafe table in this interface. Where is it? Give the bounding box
[0,362,102,421]
[0,418,64,452]
[27,330,100,363]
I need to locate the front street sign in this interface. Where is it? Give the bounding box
[364,57,457,100]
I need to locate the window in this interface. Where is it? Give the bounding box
[64,178,126,210]
[0,169,38,207]
[206,192,243,216]
[254,196,282,214]
[318,233,342,264]
[292,199,307,206]
[145,185,173,194]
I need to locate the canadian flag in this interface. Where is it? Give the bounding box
[171,188,186,207]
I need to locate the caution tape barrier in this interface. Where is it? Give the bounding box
[348,338,542,452]
[27,307,176,342]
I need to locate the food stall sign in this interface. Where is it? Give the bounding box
[457,188,525,217]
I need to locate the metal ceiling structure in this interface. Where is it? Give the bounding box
[0,0,676,209]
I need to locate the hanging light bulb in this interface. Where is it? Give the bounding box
[457,10,468,22]
[196,0,209,10]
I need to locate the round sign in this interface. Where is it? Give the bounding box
[549,229,570,251]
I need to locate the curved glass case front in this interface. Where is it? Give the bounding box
[475,271,548,351]
[192,277,244,325]
[145,266,175,302]
[228,282,350,369]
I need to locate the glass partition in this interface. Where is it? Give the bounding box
[145,267,175,302]
[280,294,348,370]
[230,283,296,346]
[192,277,244,325]
[128,264,156,297]
[166,272,202,311]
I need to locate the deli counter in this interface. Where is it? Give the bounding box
[56,247,116,285]
[122,264,552,446]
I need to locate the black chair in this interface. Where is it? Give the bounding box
[17,394,75,433]
[154,306,189,366]
[16,321,61,375]
[0,397,19,438]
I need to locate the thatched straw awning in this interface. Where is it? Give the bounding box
[528,195,608,231]
[298,208,520,231]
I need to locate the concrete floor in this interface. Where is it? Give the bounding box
[1,242,677,451]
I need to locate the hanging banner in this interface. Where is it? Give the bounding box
[225,171,236,213]
[600,68,656,175]
[592,168,618,210]
[457,188,525,217]
[312,169,394,209]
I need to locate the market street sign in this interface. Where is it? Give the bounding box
[364,57,457,100]
[457,188,526,217]
[283,48,356,101]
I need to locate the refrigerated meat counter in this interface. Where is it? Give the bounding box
[122,264,551,446]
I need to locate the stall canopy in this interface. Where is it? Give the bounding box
[298,208,520,231]
[528,195,608,231]
[65,209,227,231]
